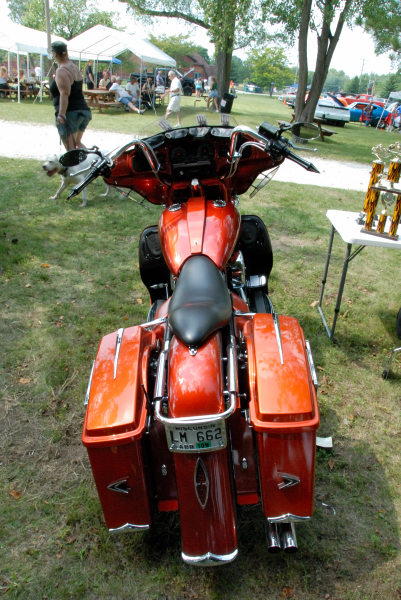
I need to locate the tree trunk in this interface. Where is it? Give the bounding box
[295,0,352,123]
[215,47,233,99]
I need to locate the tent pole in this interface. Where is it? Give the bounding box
[17,49,20,104]
[139,59,143,110]
[40,54,43,102]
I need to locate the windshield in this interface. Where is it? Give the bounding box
[128,112,239,140]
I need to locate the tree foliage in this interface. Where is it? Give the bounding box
[324,68,349,93]
[245,47,292,90]
[6,0,118,40]
[230,55,249,83]
[148,34,211,68]
[118,0,277,95]
[265,0,396,122]
[362,0,401,66]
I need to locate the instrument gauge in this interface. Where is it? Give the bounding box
[197,143,214,160]
[171,146,187,163]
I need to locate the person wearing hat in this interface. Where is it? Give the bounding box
[49,40,92,150]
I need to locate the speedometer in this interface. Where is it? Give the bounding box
[171,147,187,163]
[197,143,214,160]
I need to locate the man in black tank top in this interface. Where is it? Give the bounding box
[50,41,92,150]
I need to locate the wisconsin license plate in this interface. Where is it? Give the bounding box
[165,420,227,453]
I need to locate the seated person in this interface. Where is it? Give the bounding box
[0,66,12,94]
[126,76,152,110]
[141,77,155,108]
[109,76,145,114]
[99,72,112,90]
[14,69,27,90]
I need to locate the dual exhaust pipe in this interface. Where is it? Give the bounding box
[265,521,298,554]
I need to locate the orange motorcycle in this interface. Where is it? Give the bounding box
[63,114,320,566]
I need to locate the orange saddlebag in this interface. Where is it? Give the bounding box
[244,314,319,520]
[82,326,154,532]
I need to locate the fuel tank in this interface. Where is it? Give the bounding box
[159,198,241,276]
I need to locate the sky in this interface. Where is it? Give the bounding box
[0,0,396,78]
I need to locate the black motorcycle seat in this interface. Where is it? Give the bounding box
[168,255,232,347]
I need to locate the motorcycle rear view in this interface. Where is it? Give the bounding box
[75,115,320,565]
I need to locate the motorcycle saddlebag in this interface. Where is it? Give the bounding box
[82,325,155,533]
[244,314,319,521]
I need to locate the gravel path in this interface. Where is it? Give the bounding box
[0,119,371,191]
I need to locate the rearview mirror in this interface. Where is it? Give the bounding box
[290,122,320,141]
[59,149,88,167]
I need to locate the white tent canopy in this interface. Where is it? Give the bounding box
[0,18,73,56]
[68,25,176,67]
[0,18,78,103]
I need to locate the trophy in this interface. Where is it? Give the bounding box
[361,144,401,240]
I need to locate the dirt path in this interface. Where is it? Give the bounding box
[0,119,371,191]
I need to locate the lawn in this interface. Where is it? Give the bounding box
[0,91,397,164]
[1,98,401,600]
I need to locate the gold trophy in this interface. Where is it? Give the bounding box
[363,144,401,239]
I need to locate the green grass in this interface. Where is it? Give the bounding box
[1,117,401,599]
[0,91,396,163]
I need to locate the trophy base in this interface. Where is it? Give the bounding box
[360,227,399,241]
[356,213,379,226]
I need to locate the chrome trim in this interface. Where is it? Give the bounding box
[265,522,281,553]
[227,125,269,179]
[305,340,318,391]
[168,203,182,212]
[234,310,256,317]
[139,316,167,329]
[268,513,310,523]
[227,336,238,395]
[154,343,169,400]
[246,274,267,289]
[107,478,131,494]
[194,457,210,509]
[84,360,95,406]
[113,328,124,379]
[213,199,227,207]
[280,522,298,554]
[109,523,150,534]
[273,313,284,365]
[278,473,300,490]
[182,548,238,566]
[154,391,236,426]
[107,139,164,185]
[242,458,248,470]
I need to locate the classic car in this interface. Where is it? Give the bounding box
[348,102,390,126]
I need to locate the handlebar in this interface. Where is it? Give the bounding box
[67,158,112,199]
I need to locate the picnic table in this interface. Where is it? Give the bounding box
[84,89,124,113]
[278,114,338,142]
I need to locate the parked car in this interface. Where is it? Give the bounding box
[348,102,389,127]
[244,83,263,93]
[314,97,350,126]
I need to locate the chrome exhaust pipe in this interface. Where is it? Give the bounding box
[280,522,298,554]
[265,521,281,553]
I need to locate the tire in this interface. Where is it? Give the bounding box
[336,121,345,128]
[372,119,379,127]
[183,86,193,97]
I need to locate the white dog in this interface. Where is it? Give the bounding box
[42,153,114,207]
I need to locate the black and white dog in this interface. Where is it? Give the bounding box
[42,152,115,207]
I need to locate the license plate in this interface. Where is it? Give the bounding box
[165,420,227,453]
